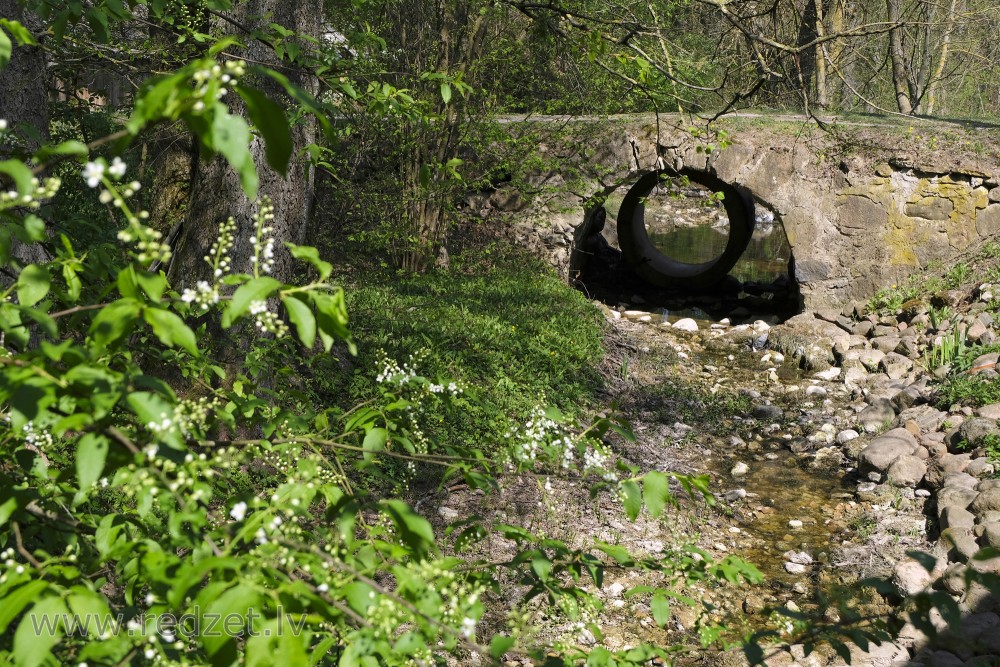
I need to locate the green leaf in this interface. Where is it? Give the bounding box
[651,592,671,627]
[14,596,68,667]
[224,276,282,327]
[531,556,552,581]
[620,480,642,521]
[283,295,316,348]
[143,307,198,355]
[381,499,436,558]
[33,140,88,162]
[202,584,260,663]
[642,471,671,519]
[0,26,10,71]
[23,214,46,242]
[0,159,33,195]
[0,19,36,46]
[285,243,332,279]
[89,298,141,350]
[127,391,174,430]
[210,106,258,198]
[0,581,49,633]
[236,85,292,175]
[343,581,376,615]
[489,635,515,659]
[440,82,452,104]
[76,433,109,490]
[362,427,387,462]
[85,7,110,42]
[136,271,167,303]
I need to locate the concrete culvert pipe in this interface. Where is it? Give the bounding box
[617,167,756,289]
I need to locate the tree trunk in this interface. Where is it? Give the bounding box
[170,0,320,290]
[0,0,51,275]
[814,0,828,108]
[886,0,914,114]
[796,0,819,106]
[925,0,960,116]
[0,0,48,154]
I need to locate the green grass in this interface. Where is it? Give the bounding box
[324,249,607,459]
[935,343,1000,407]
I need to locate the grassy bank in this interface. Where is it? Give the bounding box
[322,248,607,463]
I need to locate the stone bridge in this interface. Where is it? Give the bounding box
[496,114,1000,310]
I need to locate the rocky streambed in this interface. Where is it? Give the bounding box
[590,288,1000,666]
[441,280,1000,667]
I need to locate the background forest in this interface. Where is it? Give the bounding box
[1,1,999,666]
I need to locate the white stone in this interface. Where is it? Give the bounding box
[731,462,750,476]
[788,519,804,529]
[606,582,625,598]
[673,318,699,332]
[784,562,808,574]
[814,367,842,381]
[836,429,860,444]
[805,385,828,397]
[752,320,771,332]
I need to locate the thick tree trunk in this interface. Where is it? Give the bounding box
[0,0,48,153]
[170,0,320,289]
[886,0,914,114]
[0,0,50,275]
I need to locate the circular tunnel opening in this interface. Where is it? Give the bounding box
[571,167,801,322]
[643,175,732,265]
[617,168,755,289]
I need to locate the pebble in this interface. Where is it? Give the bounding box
[788,519,804,529]
[723,488,747,502]
[731,462,750,476]
[836,429,860,444]
[784,562,808,574]
[814,367,841,381]
[673,318,699,332]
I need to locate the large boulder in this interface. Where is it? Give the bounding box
[886,454,927,487]
[858,428,918,473]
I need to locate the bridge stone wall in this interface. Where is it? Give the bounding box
[497,116,1000,310]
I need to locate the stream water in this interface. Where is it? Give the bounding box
[648,225,793,285]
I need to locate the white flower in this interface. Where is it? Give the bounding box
[461,616,476,639]
[317,583,329,593]
[82,161,104,188]
[230,501,248,521]
[107,157,127,178]
[0,119,7,130]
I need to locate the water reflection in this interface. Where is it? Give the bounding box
[648,225,792,284]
